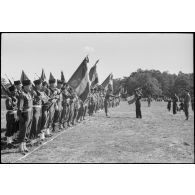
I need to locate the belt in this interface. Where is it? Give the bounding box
[7,110,17,114]
[21,108,32,112]
[33,105,42,108]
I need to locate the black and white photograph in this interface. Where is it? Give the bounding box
[1,33,194,163]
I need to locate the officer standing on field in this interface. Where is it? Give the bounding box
[183,89,191,120]
[135,88,142,119]
[172,93,179,115]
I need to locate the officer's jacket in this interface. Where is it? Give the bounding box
[18,90,33,111]
[184,93,191,106]
[62,89,71,106]
[31,90,42,106]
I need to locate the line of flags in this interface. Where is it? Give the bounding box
[3,56,114,101]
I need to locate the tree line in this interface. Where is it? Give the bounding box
[113,69,194,99]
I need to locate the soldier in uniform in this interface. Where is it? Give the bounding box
[88,88,95,116]
[67,87,75,126]
[42,81,50,96]
[172,93,179,115]
[167,97,171,112]
[14,80,23,97]
[147,96,151,107]
[48,74,59,132]
[53,79,63,130]
[77,97,84,122]
[135,88,142,119]
[61,83,71,128]
[41,81,53,137]
[30,79,43,141]
[5,85,19,147]
[104,84,116,117]
[17,80,33,154]
[72,92,80,124]
[183,89,191,120]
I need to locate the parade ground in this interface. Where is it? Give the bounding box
[1,99,194,163]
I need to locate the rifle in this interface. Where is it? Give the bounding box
[35,73,44,82]
[46,87,64,112]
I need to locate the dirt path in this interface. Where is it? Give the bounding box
[1,101,194,163]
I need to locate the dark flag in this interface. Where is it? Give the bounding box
[20,70,30,82]
[61,71,66,83]
[101,73,113,90]
[41,69,46,81]
[89,60,99,88]
[68,56,90,102]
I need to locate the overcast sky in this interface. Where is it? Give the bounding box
[1,33,193,83]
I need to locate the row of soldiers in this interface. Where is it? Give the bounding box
[5,77,120,154]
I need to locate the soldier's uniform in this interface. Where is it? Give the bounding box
[147,96,151,107]
[14,80,23,99]
[172,94,179,115]
[104,87,115,117]
[167,98,171,111]
[88,90,95,116]
[41,83,52,137]
[17,80,33,153]
[53,80,63,130]
[135,89,142,118]
[77,98,84,122]
[67,89,75,126]
[5,85,19,145]
[47,72,59,131]
[73,93,80,124]
[48,86,58,131]
[30,79,43,140]
[61,85,71,128]
[184,90,191,120]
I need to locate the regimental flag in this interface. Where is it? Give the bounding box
[41,69,46,81]
[68,56,90,102]
[61,71,66,83]
[101,73,113,90]
[127,95,136,105]
[89,60,99,88]
[20,70,30,82]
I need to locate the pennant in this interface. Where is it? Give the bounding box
[68,56,90,101]
[20,70,30,82]
[61,71,66,83]
[41,69,46,81]
[89,60,99,88]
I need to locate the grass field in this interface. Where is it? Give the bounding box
[1,99,194,163]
